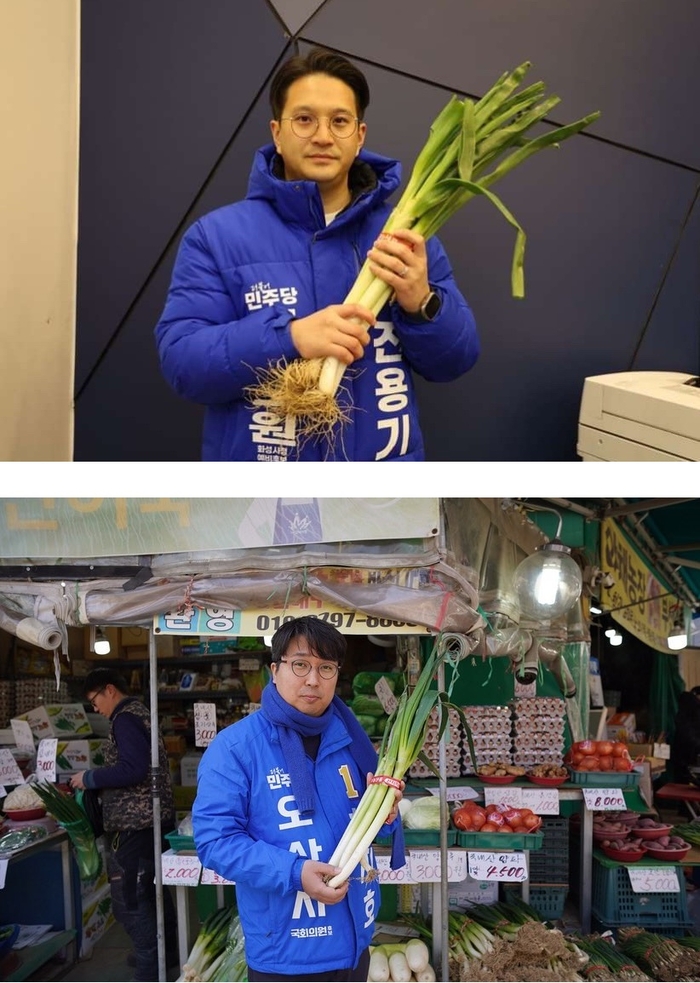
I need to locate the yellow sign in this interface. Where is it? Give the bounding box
[600,519,677,652]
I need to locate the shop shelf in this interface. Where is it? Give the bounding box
[568,770,640,787]
[505,885,568,921]
[456,831,543,850]
[591,857,690,928]
[375,829,457,847]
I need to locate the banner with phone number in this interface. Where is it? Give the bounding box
[154,601,428,636]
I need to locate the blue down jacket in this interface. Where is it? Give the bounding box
[192,706,390,976]
[155,144,479,461]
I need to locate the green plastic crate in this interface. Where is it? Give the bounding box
[456,830,543,850]
[591,857,690,928]
[375,829,457,847]
[568,770,640,787]
[165,831,195,852]
[505,885,568,921]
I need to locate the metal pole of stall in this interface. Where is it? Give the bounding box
[438,661,449,983]
[149,627,166,981]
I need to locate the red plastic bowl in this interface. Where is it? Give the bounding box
[593,825,632,842]
[527,774,568,787]
[4,807,46,821]
[602,845,647,862]
[630,824,673,840]
[644,845,691,862]
[478,774,517,785]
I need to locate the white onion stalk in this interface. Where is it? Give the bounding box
[327,638,464,887]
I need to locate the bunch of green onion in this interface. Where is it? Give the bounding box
[31,781,101,880]
[319,61,600,399]
[181,906,238,982]
[326,637,468,888]
[466,899,541,941]
[617,927,697,981]
[574,934,652,981]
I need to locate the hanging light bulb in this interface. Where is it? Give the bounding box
[92,627,111,655]
[667,611,688,651]
[604,628,617,638]
[609,631,623,646]
[589,601,603,615]
[514,541,583,622]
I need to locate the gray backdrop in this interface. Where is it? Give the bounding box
[74,0,700,462]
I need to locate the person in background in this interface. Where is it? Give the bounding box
[155,45,479,461]
[670,685,700,784]
[70,667,178,982]
[192,616,404,982]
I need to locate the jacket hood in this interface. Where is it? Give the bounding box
[246,143,402,226]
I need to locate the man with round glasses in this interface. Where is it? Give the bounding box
[193,616,404,981]
[156,46,480,461]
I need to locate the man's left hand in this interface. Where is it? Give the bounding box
[69,772,87,790]
[366,229,430,315]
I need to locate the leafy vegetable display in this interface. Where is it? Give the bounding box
[247,62,601,440]
[30,781,101,880]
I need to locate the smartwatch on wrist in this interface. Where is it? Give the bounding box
[402,290,441,323]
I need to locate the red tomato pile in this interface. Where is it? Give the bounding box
[564,739,633,773]
[451,800,542,834]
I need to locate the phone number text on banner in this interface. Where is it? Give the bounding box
[155,604,423,636]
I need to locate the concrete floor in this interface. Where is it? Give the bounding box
[54,921,181,983]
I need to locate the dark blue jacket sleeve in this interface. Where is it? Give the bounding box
[83,714,150,790]
[155,220,299,405]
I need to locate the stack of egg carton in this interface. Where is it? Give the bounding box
[408,706,463,779]
[0,682,14,727]
[14,679,70,715]
[511,696,567,769]
[460,704,514,775]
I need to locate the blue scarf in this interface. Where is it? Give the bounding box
[261,683,405,869]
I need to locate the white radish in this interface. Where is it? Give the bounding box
[368,946,390,982]
[388,950,412,982]
[404,938,430,973]
[415,964,436,982]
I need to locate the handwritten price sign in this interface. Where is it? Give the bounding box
[522,788,559,815]
[11,719,35,752]
[161,850,202,886]
[484,787,523,809]
[36,739,58,783]
[410,850,467,883]
[582,788,625,811]
[375,853,412,885]
[0,749,25,787]
[201,867,235,886]
[429,786,480,802]
[193,703,217,748]
[628,867,680,894]
[468,851,528,882]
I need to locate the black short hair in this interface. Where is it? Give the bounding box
[269,46,370,121]
[83,666,130,698]
[270,615,346,665]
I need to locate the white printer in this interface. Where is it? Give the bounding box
[577,370,700,461]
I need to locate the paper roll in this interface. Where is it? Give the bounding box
[16,617,63,650]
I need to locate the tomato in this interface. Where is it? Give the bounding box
[512,825,530,833]
[522,813,541,829]
[471,811,486,830]
[571,750,586,767]
[597,756,613,771]
[451,807,474,830]
[502,808,523,826]
[595,740,614,757]
[499,823,514,833]
[611,742,629,757]
[580,755,600,771]
[576,740,596,754]
[480,822,499,832]
[486,810,505,826]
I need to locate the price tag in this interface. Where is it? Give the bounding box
[11,719,35,752]
[582,788,625,811]
[428,786,480,802]
[0,750,25,787]
[36,739,58,783]
[628,867,680,893]
[375,853,412,885]
[467,851,528,882]
[0,859,7,890]
[409,849,467,883]
[484,787,522,809]
[238,658,261,671]
[193,703,217,747]
[201,867,235,885]
[161,850,202,886]
[374,677,398,715]
[522,787,560,815]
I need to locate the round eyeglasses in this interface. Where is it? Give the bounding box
[279,113,360,139]
[278,659,339,679]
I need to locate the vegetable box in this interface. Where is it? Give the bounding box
[13,703,91,739]
[55,739,107,774]
[80,882,114,958]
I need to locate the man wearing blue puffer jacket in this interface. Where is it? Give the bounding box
[192,617,405,981]
[155,46,479,461]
